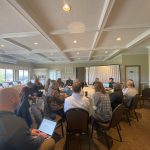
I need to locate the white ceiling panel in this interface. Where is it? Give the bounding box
[21,0,105,31]
[12,35,57,50]
[66,50,91,58]
[97,29,148,48]
[0,0,149,64]
[106,0,150,27]
[0,0,36,34]
[53,32,96,50]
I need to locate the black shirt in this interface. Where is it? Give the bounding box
[0,111,43,150]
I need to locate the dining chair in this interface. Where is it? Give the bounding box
[124,94,140,126]
[91,104,125,150]
[65,108,90,150]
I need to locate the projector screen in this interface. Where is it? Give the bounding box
[86,65,120,84]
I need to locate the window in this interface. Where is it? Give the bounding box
[19,70,24,81]
[0,69,5,83]
[0,69,13,82]
[6,69,13,82]
[49,70,61,80]
[19,70,29,83]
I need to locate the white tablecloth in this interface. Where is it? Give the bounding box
[83,86,95,98]
[83,86,95,115]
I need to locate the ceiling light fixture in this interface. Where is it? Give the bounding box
[116,37,121,41]
[63,3,71,12]
[73,40,77,44]
[105,51,108,54]
[0,44,5,48]
[77,52,80,55]
[34,42,38,45]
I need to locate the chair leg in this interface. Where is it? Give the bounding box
[126,112,131,126]
[143,99,144,105]
[134,110,139,122]
[61,121,64,137]
[91,119,94,137]
[116,125,122,142]
[65,134,68,150]
[103,130,110,150]
[88,135,91,150]
[118,123,121,130]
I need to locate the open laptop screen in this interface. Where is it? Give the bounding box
[103,83,110,88]
[38,118,56,136]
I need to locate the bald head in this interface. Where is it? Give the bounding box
[0,88,20,111]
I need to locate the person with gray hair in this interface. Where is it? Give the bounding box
[0,88,55,150]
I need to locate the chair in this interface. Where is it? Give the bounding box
[125,94,140,126]
[30,104,44,128]
[15,95,32,128]
[65,108,90,150]
[91,104,125,150]
[44,96,64,137]
[141,88,150,105]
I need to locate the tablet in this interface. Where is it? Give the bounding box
[38,118,56,136]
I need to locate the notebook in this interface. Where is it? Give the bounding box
[38,118,56,136]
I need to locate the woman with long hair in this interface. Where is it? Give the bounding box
[93,82,112,122]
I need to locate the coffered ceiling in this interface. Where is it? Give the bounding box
[0,0,150,64]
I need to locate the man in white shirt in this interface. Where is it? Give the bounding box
[64,82,90,113]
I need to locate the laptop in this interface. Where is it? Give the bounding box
[103,83,110,88]
[38,118,57,136]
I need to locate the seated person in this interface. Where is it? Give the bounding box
[81,81,88,89]
[109,83,123,111]
[108,77,115,88]
[47,80,66,117]
[65,77,73,86]
[93,77,99,85]
[16,82,35,128]
[64,82,90,113]
[45,78,51,93]
[20,82,34,100]
[47,80,65,102]
[33,78,44,97]
[57,78,64,87]
[122,79,138,107]
[64,86,72,96]
[92,82,112,122]
[0,88,55,150]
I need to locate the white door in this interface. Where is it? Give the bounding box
[125,66,140,93]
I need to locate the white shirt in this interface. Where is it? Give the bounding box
[64,93,90,113]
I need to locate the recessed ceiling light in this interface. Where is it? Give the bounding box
[116,37,121,41]
[34,42,38,45]
[77,52,80,55]
[73,40,77,44]
[105,51,108,54]
[0,44,5,48]
[63,4,71,12]
[78,58,80,59]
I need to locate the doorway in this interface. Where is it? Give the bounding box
[76,67,85,82]
[125,65,141,94]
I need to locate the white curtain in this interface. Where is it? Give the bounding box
[86,65,120,84]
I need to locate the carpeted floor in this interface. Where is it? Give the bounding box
[54,100,150,150]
